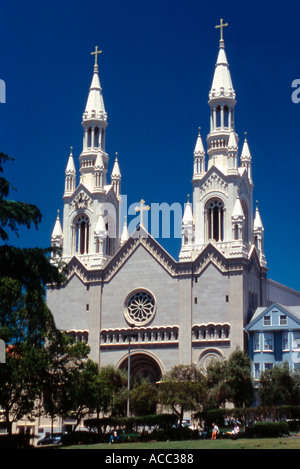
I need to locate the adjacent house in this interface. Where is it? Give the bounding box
[245,304,300,381]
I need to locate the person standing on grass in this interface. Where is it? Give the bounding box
[211,423,219,440]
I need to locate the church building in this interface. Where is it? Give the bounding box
[47,21,300,385]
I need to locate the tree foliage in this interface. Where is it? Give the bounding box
[98,365,128,417]
[259,362,300,406]
[130,378,158,416]
[158,364,207,426]
[205,348,254,408]
[0,153,41,242]
[62,359,103,431]
[0,154,65,431]
[41,330,90,431]
[225,348,254,407]
[0,153,66,290]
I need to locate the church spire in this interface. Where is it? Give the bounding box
[207,19,237,172]
[179,195,194,260]
[51,210,63,256]
[253,201,266,267]
[80,47,108,189]
[111,152,121,197]
[120,216,129,246]
[64,147,76,195]
[83,46,106,121]
[227,130,239,174]
[93,150,106,192]
[210,19,234,101]
[240,132,253,184]
[193,127,205,178]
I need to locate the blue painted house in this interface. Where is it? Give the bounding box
[245,303,300,381]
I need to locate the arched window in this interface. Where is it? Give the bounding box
[206,199,224,242]
[75,214,90,255]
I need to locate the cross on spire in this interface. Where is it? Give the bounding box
[215,18,228,41]
[91,46,102,66]
[135,199,150,228]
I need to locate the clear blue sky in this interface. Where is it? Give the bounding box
[1,0,300,291]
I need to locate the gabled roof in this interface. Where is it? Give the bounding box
[245,303,300,330]
[62,218,268,286]
[103,224,179,282]
[199,161,228,187]
[193,241,229,274]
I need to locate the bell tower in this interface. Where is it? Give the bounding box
[51,47,122,268]
[179,20,266,268]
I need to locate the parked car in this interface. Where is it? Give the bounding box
[37,433,63,446]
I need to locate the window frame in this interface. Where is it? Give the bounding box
[282,332,289,351]
[264,315,271,326]
[292,332,300,351]
[263,332,274,352]
[280,315,287,325]
[253,333,260,351]
[254,363,260,380]
[206,198,225,242]
[74,214,90,255]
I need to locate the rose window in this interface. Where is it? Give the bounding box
[124,290,156,325]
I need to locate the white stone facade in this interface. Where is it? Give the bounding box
[47,33,300,384]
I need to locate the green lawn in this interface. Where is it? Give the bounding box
[58,436,300,450]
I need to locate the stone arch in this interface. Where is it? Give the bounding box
[198,348,225,370]
[73,213,90,254]
[205,198,225,242]
[117,351,163,385]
